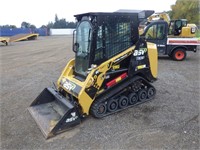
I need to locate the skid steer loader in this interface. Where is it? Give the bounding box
[28,10,158,139]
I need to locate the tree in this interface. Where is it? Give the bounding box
[170,0,199,25]
[46,14,77,29]
[40,25,47,28]
[54,18,67,28]
[47,22,54,28]
[30,24,36,29]
[21,21,37,29]
[55,14,59,22]
[21,22,31,28]
[67,22,77,28]
[0,25,17,28]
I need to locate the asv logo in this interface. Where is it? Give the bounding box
[63,81,76,91]
[133,48,147,56]
[66,112,78,123]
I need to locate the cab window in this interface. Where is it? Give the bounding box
[145,24,165,40]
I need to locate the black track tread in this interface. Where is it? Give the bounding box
[90,76,156,118]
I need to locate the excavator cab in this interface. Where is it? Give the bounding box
[169,19,186,35]
[169,19,196,37]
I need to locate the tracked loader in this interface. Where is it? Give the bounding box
[28,10,158,139]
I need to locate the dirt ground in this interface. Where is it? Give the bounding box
[1,36,199,150]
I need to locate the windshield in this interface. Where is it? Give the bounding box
[75,21,92,76]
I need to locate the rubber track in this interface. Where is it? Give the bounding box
[90,76,156,118]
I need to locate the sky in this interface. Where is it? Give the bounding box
[0,0,176,28]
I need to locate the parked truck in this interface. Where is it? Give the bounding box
[141,20,200,60]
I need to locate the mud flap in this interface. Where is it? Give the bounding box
[28,87,82,139]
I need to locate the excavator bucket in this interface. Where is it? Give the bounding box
[28,87,82,139]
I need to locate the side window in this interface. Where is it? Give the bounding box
[145,24,157,39]
[169,21,174,35]
[145,24,165,40]
[97,26,103,49]
[105,22,131,58]
[94,26,104,61]
[174,20,182,35]
[182,21,187,27]
[157,24,165,39]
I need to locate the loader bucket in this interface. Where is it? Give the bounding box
[28,87,82,139]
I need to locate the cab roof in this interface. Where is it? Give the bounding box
[74,10,154,21]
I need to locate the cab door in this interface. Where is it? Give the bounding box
[143,21,168,55]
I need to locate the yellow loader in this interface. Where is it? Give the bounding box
[28,10,158,139]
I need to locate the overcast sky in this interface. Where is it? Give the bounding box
[0,0,176,28]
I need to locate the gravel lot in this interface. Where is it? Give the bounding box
[1,36,199,150]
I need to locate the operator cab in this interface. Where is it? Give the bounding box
[169,19,187,35]
[142,20,168,54]
[73,12,141,78]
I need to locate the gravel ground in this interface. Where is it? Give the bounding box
[1,36,199,150]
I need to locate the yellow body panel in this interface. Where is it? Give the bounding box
[78,91,94,114]
[148,13,170,24]
[57,59,75,86]
[179,27,195,38]
[147,42,158,78]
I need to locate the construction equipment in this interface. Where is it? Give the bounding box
[28,11,158,139]
[140,12,197,38]
[0,37,10,45]
[147,12,170,24]
[142,20,200,61]
[9,33,39,42]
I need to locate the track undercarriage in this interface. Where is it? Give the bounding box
[90,76,156,118]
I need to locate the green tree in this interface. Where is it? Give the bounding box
[47,22,54,28]
[30,24,36,29]
[67,21,77,28]
[0,25,17,28]
[54,18,67,28]
[46,14,76,29]
[21,21,31,28]
[40,25,47,28]
[55,14,59,22]
[170,0,199,25]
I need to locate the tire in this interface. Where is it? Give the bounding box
[118,96,128,108]
[128,93,138,105]
[107,99,118,112]
[172,49,186,61]
[138,89,147,101]
[147,87,156,99]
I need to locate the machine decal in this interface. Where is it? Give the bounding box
[112,65,120,70]
[63,81,76,91]
[63,79,82,96]
[137,64,147,69]
[157,44,165,47]
[65,112,78,123]
[133,48,147,56]
[136,56,145,61]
